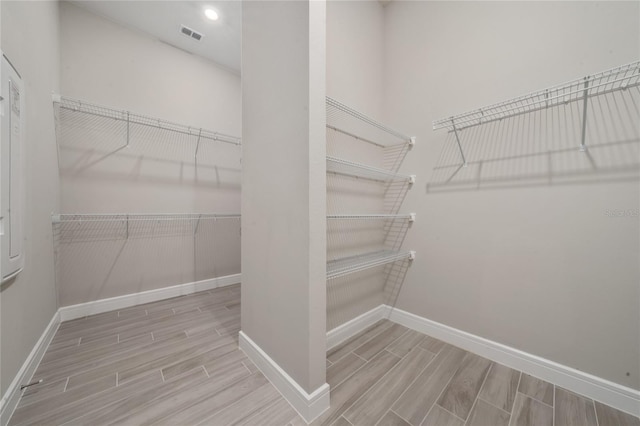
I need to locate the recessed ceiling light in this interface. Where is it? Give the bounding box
[204,8,219,21]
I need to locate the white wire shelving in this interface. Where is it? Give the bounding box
[52,213,240,242]
[325,95,416,302]
[327,97,413,148]
[327,213,415,221]
[327,250,415,280]
[432,61,640,165]
[327,156,416,183]
[53,95,242,151]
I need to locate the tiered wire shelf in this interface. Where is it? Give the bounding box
[52,213,240,243]
[327,156,415,183]
[327,214,415,221]
[327,250,416,280]
[325,96,416,285]
[433,61,640,165]
[54,95,241,148]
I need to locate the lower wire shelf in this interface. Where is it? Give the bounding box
[327,249,415,280]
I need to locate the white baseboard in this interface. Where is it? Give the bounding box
[239,331,330,424]
[59,273,241,322]
[326,304,389,350]
[0,311,61,425]
[385,305,640,418]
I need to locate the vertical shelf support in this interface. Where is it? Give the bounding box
[194,128,202,160]
[194,214,202,235]
[451,119,467,167]
[579,77,590,152]
[125,112,131,148]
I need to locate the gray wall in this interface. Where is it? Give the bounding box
[383,1,640,390]
[242,1,327,393]
[0,0,60,397]
[55,2,242,306]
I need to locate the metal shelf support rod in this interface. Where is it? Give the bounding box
[194,128,202,159]
[452,119,467,167]
[580,77,590,152]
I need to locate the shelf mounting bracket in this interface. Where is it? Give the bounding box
[579,77,590,152]
[126,112,130,148]
[451,119,467,167]
[194,128,202,160]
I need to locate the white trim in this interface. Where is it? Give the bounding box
[58,273,241,321]
[385,305,640,418]
[326,304,389,350]
[239,331,330,424]
[0,311,61,425]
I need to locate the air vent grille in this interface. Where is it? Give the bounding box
[180,25,204,42]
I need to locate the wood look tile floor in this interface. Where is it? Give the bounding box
[9,286,640,426]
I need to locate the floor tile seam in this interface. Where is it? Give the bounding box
[342,344,425,423]
[193,380,282,426]
[436,403,466,423]
[56,334,225,385]
[517,390,554,409]
[37,334,211,381]
[463,359,493,422]
[11,373,153,426]
[327,321,394,364]
[328,349,383,390]
[426,356,466,425]
[389,408,413,426]
[552,384,556,426]
[476,396,513,416]
[332,349,402,422]
[383,347,442,420]
[117,337,238,382]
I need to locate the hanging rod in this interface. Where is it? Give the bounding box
[433,61,640,132]
[327,214,415,222]
[52,213,240,224]
[327,249,416,280]
[326,96,414,146]
[53,95,242,146]
[327,156,416,184]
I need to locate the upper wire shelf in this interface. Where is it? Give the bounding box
[52,213,240,243]
[327,214,415,221]
[327,249,415,280]
[53,95,242,146]
[327,96,414,148]
[52,213,241,223]
[327,156,416,183]
[433,61,640,132]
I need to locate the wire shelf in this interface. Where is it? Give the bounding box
[327,97,413,148]
[327,249,415,280]
[54,95,242,146]
[327,156,415,183]
[327,214,415,221]
[52,213,240,223]
[52,213,240,243]
[433,61,640,131]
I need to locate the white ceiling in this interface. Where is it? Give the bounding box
[72,1,242,73]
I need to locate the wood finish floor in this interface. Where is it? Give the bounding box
[9,286,640,426]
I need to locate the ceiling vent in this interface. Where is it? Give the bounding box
[180,25,203,41]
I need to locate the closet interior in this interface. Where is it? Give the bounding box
[51,95,241,306]
[1,1,639,425]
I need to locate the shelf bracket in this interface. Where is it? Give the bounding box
[126,112,130,148]
[451,119,467,167]
[579,77,590,152]
[194,214,202,235]
[194,128,202,160]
